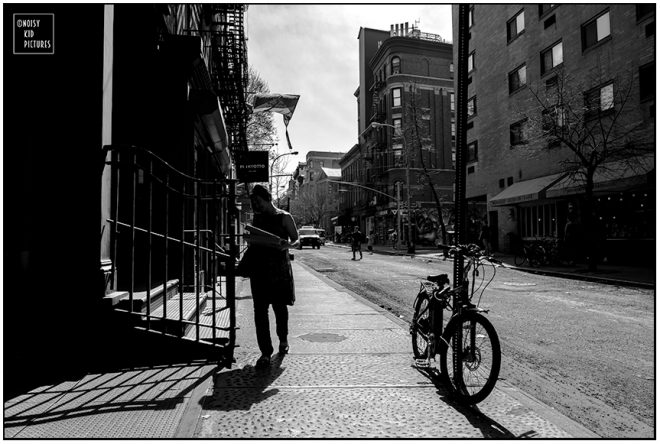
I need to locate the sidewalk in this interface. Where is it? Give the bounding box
[3,262,600,438]
[330,241,655,289]
[192,262,596,438]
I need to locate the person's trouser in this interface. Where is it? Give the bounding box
[253,298,288,356]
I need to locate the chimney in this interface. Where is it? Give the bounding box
[390,24,394,35]
[395,23,399,35]
[405,22,409,36]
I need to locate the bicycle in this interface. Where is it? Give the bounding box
[514,240,545,267]
[410,243,502,404]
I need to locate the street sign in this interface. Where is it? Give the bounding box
[235,151,268,182]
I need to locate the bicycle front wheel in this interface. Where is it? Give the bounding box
[411,293,432,359]
[440,311,501,404]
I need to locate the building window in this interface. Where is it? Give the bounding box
[507,9,525,42]
[450,92,455,111]
[467,96,477,117]
[392,88,402,107]
[541,41,563,75]
[539,4,557,18]
[451,120,456,142]
[582,10,611,51]
[520,203,557,238]
[542,105,566,131]
[640,62,655,102]
[508,64,527,93]
[510,119,527,146]
[468,52,475,72]
[499,178,505,188]
[646,22,655,37]
[468,6,474,28]
[585,82,614,117]
[507,176,514,186]
[392,117,402,134]
[450,63,454,73]
[544,14,556,29]
[392,143,403,166]
[467,121,474,130]
[467,165,475,174]
[391,56,401,75]
[467,141,478,162]
[636,4,655,21]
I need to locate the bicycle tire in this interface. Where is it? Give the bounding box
[411,293,432,359]
[439,311,501,405]
[514,253,526,266]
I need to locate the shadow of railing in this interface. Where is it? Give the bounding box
[4,362,216,437]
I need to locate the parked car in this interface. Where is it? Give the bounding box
[298,227,322,249]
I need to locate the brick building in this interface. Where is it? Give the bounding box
[343,24,456,247]
[453,4,655,260]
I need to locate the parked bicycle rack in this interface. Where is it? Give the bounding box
[102,144,238,369]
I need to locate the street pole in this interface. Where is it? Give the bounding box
[406,152,414,254]
[396,182,402,250]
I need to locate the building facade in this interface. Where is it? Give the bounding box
[453,4,655,261]
[343,24,456,247]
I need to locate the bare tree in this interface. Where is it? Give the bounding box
[289,185,332,227]
[404,84,453,249]
[520,67,653,269]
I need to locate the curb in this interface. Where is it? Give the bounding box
[326,243,653,290]
[295,260,599,438]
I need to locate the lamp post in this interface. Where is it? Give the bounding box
[270,151,298,193]
[327,179,402,251]
[370,122,414,254]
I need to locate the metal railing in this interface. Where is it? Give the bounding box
[102,144,238,368]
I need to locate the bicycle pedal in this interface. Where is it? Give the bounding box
[414,358,432,368]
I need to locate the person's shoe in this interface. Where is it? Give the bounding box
[351,258,356,261]
[255,355,270,369]
[278,343,289,355]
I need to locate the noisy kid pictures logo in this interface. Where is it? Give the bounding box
[14,13,55,55]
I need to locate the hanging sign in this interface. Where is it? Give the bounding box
[236,151,269,183]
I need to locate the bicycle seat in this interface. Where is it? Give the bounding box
[426,274,450,286]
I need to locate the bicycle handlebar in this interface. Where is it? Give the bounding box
[436,243,504,266]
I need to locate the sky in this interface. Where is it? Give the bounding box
[246,4,453,174]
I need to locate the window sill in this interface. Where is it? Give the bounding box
[508,85,527,96]
[582,35,612,54]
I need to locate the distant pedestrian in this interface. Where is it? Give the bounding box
[479,220,492,255]
[351,226,363,260]
[563,215,579,265]
[366,231,375,255]
[390,231,398,249]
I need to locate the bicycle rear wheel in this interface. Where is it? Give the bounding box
[411,293,431,359]
[440,311,501,404]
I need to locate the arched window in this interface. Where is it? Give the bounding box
[391,56,401,75]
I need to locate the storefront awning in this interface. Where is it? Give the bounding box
[546,155,655,198]
[490,172,566,206]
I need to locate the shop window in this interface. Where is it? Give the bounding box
[541,41,563,75]
[519,203,557,238]
[507,9,525,42]
[508,64,527,93]
[582,10,611,51]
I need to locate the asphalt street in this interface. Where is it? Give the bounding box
[293,244,655,438]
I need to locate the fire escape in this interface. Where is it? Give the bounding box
[209,4,249,157]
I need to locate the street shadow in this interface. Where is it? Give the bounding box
[414,366,538,439]
[199,353,286,412]
[4,361,216,436]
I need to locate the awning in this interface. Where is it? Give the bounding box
[546,155,655,198]
[490,172,566,206]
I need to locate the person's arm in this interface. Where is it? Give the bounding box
[280,213,299,250]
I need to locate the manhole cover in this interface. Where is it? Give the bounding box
[298,332,347,343]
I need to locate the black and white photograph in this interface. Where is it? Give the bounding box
[4,2,655,439]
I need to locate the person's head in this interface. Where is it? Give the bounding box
[250,184,272,213]
[353,226,359,232]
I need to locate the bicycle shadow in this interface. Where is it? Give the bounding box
[199,353,286,412]
[415,367,539,439]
